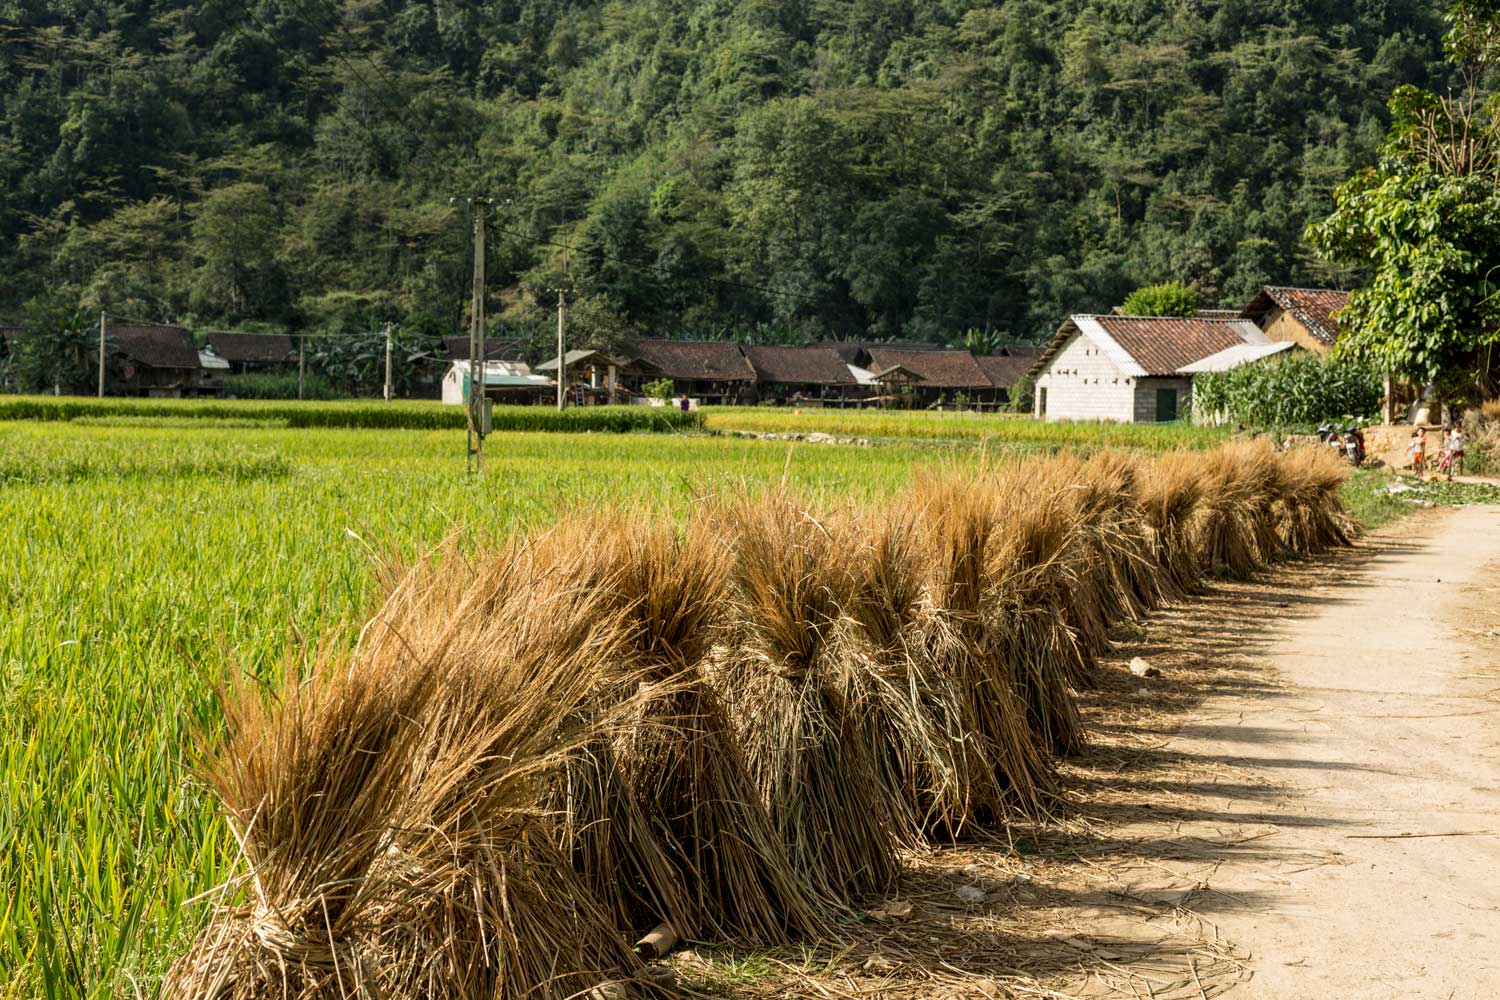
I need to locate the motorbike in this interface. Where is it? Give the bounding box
[1341,425,1365,466]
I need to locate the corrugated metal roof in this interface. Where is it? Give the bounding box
[448,360,550,386]
[864,348,992,389]
[744,346,856,385]
[108,323,200,370]
[1177,340,1298,373]
[630,339,755,381]
[1241,287,1349,346]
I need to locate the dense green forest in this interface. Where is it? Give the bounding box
[0,0,1452,350]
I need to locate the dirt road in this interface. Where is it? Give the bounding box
[1110,506,1500,998]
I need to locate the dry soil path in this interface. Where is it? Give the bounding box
[1115,505,1500,998]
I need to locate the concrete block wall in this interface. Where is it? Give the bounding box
[1033,331,1135,422]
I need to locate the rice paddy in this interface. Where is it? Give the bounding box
[0,413,1363,999]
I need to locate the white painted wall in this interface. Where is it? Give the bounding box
[1033,329,1136,422]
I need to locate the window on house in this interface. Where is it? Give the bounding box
[1038,387,1048,417]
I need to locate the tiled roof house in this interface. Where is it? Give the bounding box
[1240,287,1349,353]
[1029,315,1270,423]
[203,331,297,373]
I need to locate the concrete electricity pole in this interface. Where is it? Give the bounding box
[451,196,493,476]
[97,313,106,398]
[298,334,306,400]
[383,320,394,402]
[555,288,566,411]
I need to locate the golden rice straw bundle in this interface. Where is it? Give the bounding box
[1077,450,1162,617]
[1273,445,1352,555]
[910,470,1062,806]
[1037,452,1159,677]
[1135,449,1208,598]
[714,488,901,906]
[533,510,829,947]
[168,541,662,1000]
[1224,439,1291,564]
[1189,443,1274,579]
[977,464,1089,755]
[833,506,1001,842]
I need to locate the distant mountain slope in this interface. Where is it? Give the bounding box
[0,0,1449,343]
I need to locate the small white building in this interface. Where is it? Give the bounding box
[440,360,553,405]
[1030,314,1271,423]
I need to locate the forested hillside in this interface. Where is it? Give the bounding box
[0,0,1450,348]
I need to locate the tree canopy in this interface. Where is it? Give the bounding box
[1121,282,1198,317]
[0,0,1456,349]
[1307,2,1500,399]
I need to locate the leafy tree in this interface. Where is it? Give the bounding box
[12,295,93,395]
[1120,282,1198,317]
[1307,1,1500,400]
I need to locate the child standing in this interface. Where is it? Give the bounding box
[1408,427,1427,475]
[1451,426,1465,476]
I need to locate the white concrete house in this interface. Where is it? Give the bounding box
[1029,314,1270,423]
[440,360,553,405]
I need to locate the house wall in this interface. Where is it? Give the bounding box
[1260,308,1330,355]
[1032,330,1135,422]
[1133,376,1193,423]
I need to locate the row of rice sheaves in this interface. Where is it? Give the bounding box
[168,439,1352,1000]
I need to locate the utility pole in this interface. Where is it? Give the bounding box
[298,334,306,400]
[555,288,566,411]
[97,312,106,398]
[383,320,394,402]
[452,196,493,476]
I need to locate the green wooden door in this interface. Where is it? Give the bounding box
[1154,388,1178,422]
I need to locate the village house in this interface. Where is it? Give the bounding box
[536,349,645,405]
[1029,314,1271,423]
[625,339,758,405]
[107,322,214,397]
[743,345,859,404]
[202,331,298,375]
[973,345,1043,407]
[440,359,553,405]
[1240,286,1348,354]
[864,347,1000,409]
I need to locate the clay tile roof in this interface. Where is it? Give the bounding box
[744,346,855,385]
[203,331,297,365]
[974,353,1033,389]
[107,323,200,369]
[1088,315,1258,376]
[630,339,755,381]
[1241,287,1349,346]
[863,348,991,389]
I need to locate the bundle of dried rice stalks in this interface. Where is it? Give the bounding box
[911,470,1063,806]
[1273,445,1352,555]
[1134,450,1208,599]
[168,542,664,1000]
[1038,452,1159,675]
[1189,442,1276,579]
[833,507,1001,842]
[535,510,828,947]
[975,465,1089,756]
[714,489,901,906]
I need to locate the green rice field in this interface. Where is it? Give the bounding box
[0,408,1380,998]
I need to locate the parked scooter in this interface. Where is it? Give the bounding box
[1341,425,1365,466]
